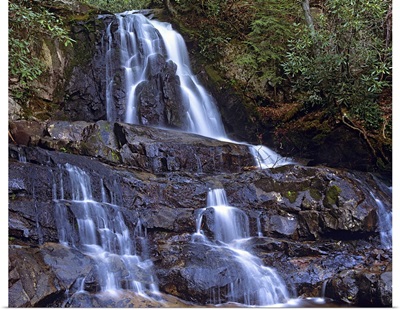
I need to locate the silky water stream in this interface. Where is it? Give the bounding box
[52,164,161,303]
[192,188,290,306]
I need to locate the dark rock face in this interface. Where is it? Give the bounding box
[61,14,112,122]
[277,121,378,172]
[9,243,94,307]
[11,120,255,174]
[325,267,392,306]
[8,121,392,307]
[137,55,189,129]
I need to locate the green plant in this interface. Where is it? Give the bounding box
[9,0,75,100]
[235,0,301,90]
[80,0,151,12]
[282,0,391,129]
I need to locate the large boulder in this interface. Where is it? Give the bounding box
[10,120,255,174]
[9,243,94,307]
[136,54,189,129]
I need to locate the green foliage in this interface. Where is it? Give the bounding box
[9,0,75,99]
[282,0,391,129]
[168,0,301,94]
[198,30,230,62]
[80,0,151,12]
[235,0,301,88]
[8,32,43,91]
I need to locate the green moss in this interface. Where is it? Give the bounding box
[309,188,322,200]
[312,132,329,143]
[205,65,224,85]
[68,13,91,22]
[283,190,298,203]
[109,149,121,163]
[323,185,342,207]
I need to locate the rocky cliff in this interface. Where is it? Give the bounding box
[8,120,392,307]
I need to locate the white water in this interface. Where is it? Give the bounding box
[53,164,160,298]
[192,188,290,306]
[249,144,294,168]
[371,192,392,249]
[104,12,293,168]
[353,174,392,249]
[149,19,227,139]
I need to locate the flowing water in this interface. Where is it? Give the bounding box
[192,188,290,306]
[103,11,293,168]
[72,10,390,306]
[52,163,160,299]
[371,193,392,249]
[352,173,392,249]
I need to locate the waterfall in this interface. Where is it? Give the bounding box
[103,11,292,168]
[149,19,227,139]
[52,163,160,298]
[352,173,392,249]
[249,144,294,168]
[371,192,392,249]
[192,188,290,306]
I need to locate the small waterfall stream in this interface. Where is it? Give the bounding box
[192,188,290,306]
[374,194,392,249]
[370,187,392,249]
[352,173,392,249]
[52,163,160,299]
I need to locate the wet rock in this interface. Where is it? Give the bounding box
[8,243,94,307]
[269,214,298,237]
[325,268,392,306]
[137,54,189,129]
[297,210,319,239]
[45,120,96,142]
[379,272,392,306]
[8,140,391,307]
[11,120,255,173]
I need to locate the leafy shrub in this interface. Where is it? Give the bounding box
[282,0,391,128]
[9,0,75,99]
[80,0,151,12]
[235,0,301,90]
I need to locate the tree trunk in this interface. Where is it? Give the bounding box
[164,0,178,17]
[302,0,315,35]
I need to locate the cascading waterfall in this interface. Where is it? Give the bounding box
[192,188,290,306]
[101,11,294,306]
[52,163,160,298]
[103,11,292,168]
[370,186,392,249]
[352,173,392,249]
[149,19,227,139]
[249,144,294,169]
